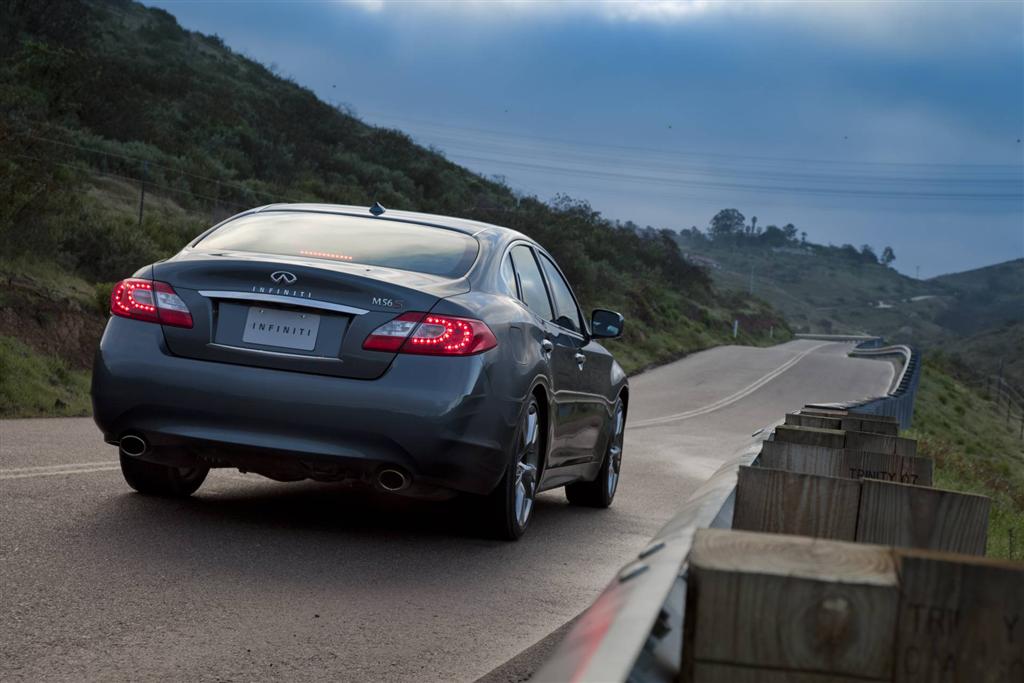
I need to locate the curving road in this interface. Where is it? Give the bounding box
[0,340,893,682]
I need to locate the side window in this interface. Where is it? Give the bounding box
[500,253,519,298]
[538,254,583,334]
[509,246,553,320]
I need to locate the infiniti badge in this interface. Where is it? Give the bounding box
[270,271,297,285]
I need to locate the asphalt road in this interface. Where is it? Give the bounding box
[0,340,893,682]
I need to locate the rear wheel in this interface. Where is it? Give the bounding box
[120,452,209,497]
[566,398,624,508]
[485,396,542,540]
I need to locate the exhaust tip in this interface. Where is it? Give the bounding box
[377,468,409,492]
[120,434,148,457]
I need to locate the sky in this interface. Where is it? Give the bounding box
[149,0,1024,278]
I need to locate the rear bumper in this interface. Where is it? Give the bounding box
[91,317,517,496]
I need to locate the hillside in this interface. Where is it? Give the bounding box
[906,357,1024,560]
[930,258,1024,336]
[0,0,790,416]
[675,221,1023,383]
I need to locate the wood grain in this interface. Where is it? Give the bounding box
[894,549,1024,683]
[692,662,887,682]
[684,528,898,681]
[758,442,933,487]
[845,431,918,457]
[733,466,860,541]
[856,480,991,555]
[773,425,847,450]
[787,411,900,436]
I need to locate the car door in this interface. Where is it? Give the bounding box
[535,251,607,464]
[508,245,574,468]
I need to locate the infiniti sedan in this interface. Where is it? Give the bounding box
[92,204,628,539]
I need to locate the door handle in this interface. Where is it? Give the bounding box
[574,352,587,369]
[541,339,554,356]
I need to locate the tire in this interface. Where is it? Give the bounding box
[120,452,209,497]
[484,396,542,541]
[566,397,624,508]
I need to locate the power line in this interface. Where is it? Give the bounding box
[361,109,1024,173]
[446,152,1024,201]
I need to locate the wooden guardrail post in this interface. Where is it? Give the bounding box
[759,440,934,486]
[734,469,991,555]
[682,529,899,682]
[894,550,1023,682]
[856,480,991,556]
[682,529,1024,683]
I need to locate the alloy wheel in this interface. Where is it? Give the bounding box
[513,401,541,529]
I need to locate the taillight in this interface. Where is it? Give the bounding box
[110,278,193,328]
[362,312,497,356]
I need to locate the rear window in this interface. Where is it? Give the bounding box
[194,212,479,278]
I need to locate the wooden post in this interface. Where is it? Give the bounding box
[683,529,899,682]
[856,480,991,556]
[682,530,1024,683]
[894,548,1024,682]
[758,441,933,487]
[733,466,860,541]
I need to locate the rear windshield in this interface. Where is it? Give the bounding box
[194,212,479,278]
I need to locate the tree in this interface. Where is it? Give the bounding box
[709,209,745,241]
[760,225,788,247]
[881,246,896,267]
[750,216,758,235]
[782,223,798,242]
[800,231,807,244]
[860,244,878,264]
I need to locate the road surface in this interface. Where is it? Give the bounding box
[0,340,893,682]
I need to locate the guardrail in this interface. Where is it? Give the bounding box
[534,341,924,683]
[844,343,919,429]
[533,430,770,683]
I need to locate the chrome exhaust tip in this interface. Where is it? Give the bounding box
[377,468,409,492]
[120,434,148,457]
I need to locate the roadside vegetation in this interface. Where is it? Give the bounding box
[0,336,92,418]
[0,0,790,417]
[905,356,1024,560]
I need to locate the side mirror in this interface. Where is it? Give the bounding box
[590,309,624,339]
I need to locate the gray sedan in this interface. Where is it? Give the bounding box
[92,203,628,539]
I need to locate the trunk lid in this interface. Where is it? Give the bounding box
[154,250,468,379]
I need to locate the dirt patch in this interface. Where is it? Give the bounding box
[0,279,106,368]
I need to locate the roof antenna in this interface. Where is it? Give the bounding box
[369,202,386,216]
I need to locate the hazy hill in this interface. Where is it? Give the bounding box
[929,258,1024,336]
[0,0,789,415]
[675,222,1023,384]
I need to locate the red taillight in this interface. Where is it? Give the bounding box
[110,278,193,328]
[362,312,497,356]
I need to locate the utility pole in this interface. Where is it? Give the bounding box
[137,160,149,229]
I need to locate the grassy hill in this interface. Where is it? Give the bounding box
[0,0,790,417]
[930,258,1024,336]
[906,357,1024,560]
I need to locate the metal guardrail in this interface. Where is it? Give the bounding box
[794,333,884,347]
[533,430,771,683]
[535,341,922,683]
[844,343,920,430]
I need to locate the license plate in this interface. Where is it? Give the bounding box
[242,307,320,351]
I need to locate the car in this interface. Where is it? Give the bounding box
[91,203,628,539]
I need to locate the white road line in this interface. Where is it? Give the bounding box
[629,342,832,429]
[0,462,120,480]
[1,461,118,474]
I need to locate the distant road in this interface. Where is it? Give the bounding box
[0,340,892,682]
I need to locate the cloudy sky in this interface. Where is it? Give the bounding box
[150,0,1023,277]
